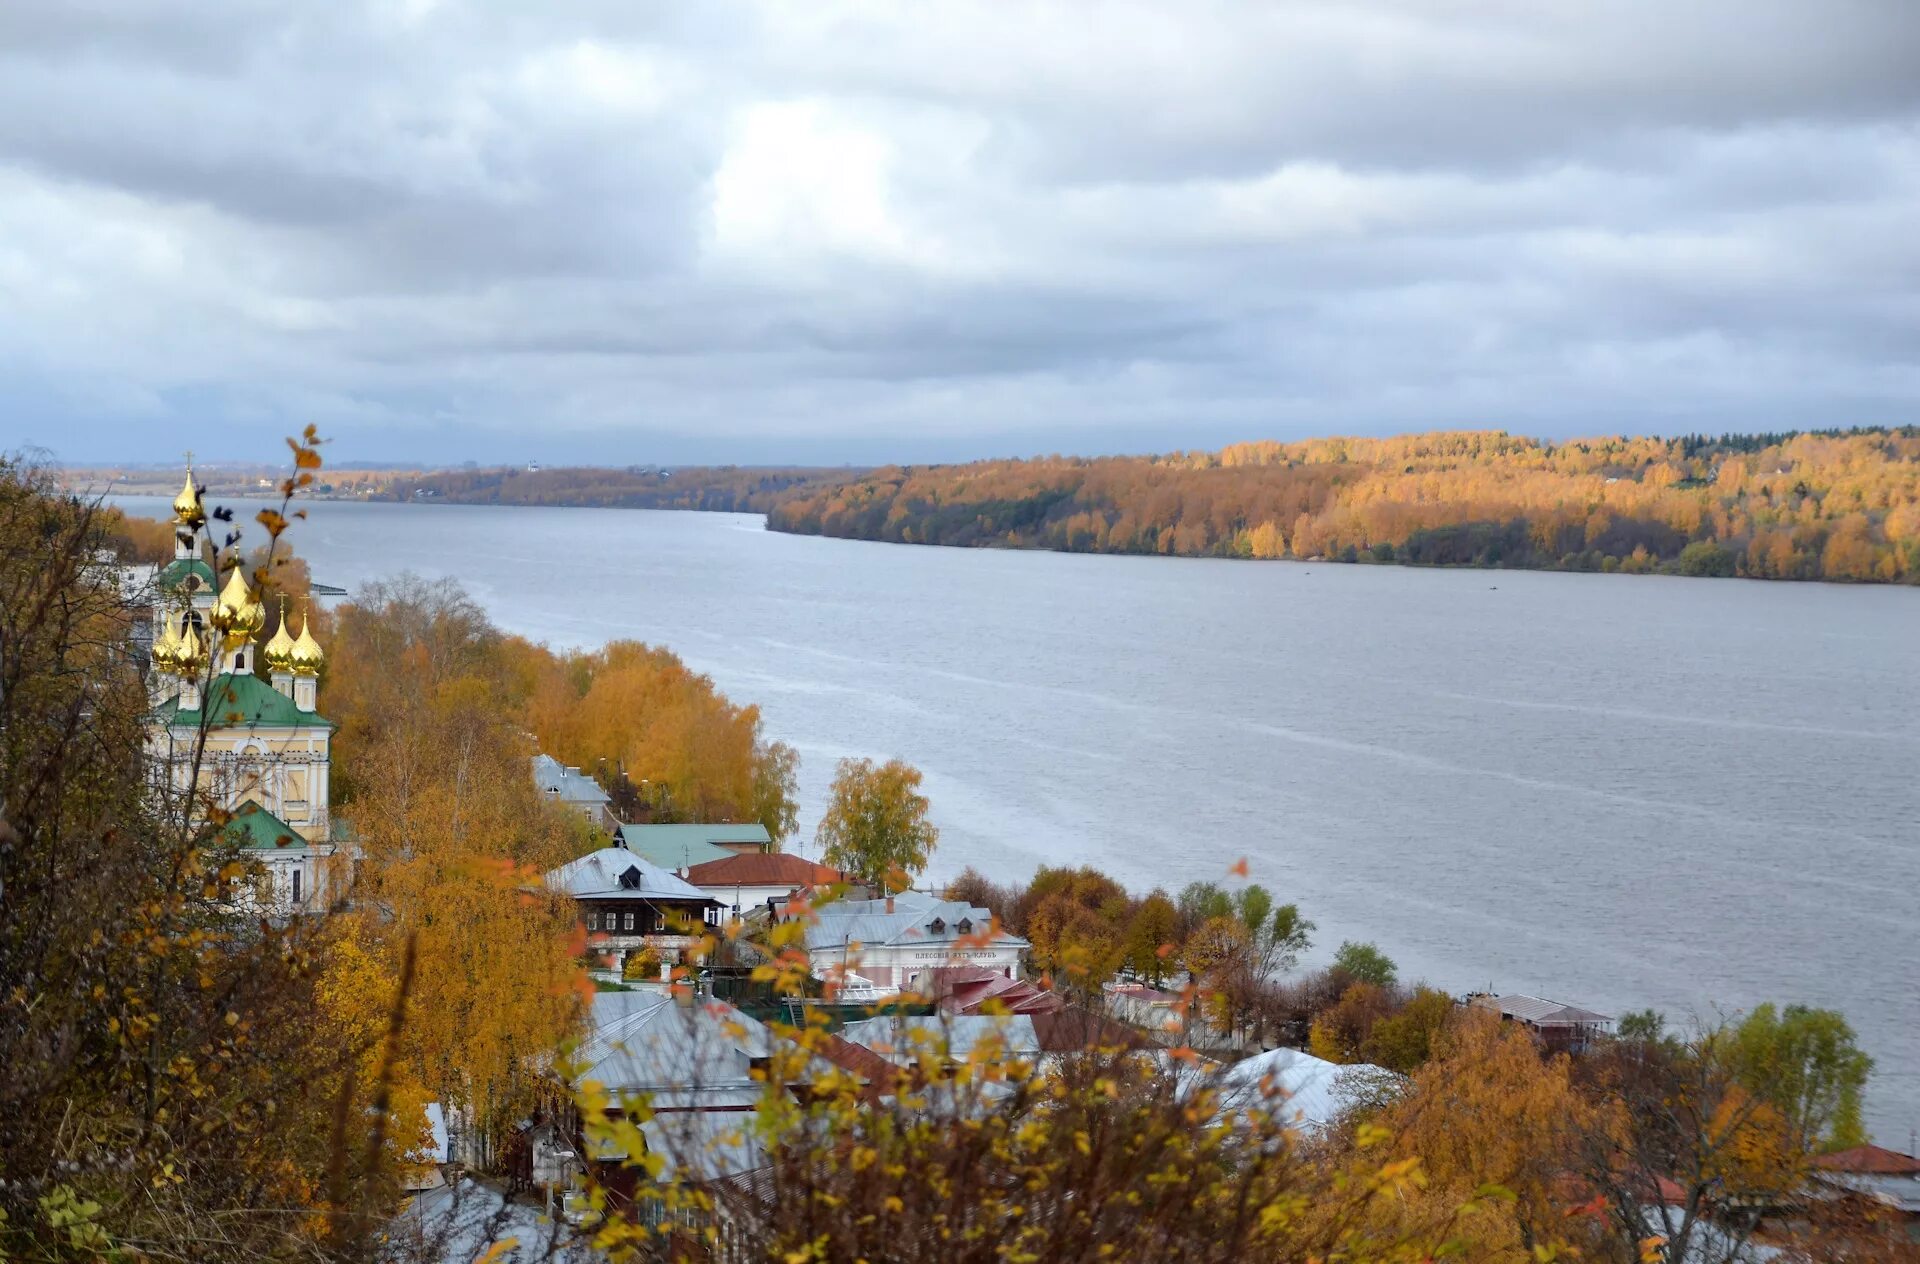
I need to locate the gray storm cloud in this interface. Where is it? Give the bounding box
[0,0,1916,463]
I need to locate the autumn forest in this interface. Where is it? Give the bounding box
[366,427,1920,584]
[768,428,1920,584]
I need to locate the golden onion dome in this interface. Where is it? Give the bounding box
[289,610,324,675]
[151,612,182,673]
[172,468,205,528]
[176,618,207,675]
[263,599,297,673]
[210,565,265,645]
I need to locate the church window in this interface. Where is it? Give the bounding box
[291,870,302,906]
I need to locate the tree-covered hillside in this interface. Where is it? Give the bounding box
[766,428,1920,583]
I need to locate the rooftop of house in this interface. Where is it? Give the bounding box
[614,822,773,870]
[637,1112,769,1184]
[802,1031,897,1096]
[1029,1007,1150,1055]
[573,991,766,1113]
[684,851,846,892]
[925,965,1063,1015]
[1813,1144,1920,1177]
[543,847,713,904]
[1468,992,1612,1027]
[156,671,332,730]
[838,1013,1043,1066]
[530,754,610,806]
[1106,982,1183,1005]
[1212,1047,1399,1133]
[799,894,1028,952]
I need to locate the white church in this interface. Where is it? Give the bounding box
[144,466,344,915]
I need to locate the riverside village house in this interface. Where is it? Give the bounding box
[543,841,723,975]
[143,464,347,916]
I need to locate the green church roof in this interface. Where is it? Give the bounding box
[221,800,307,850]
[157,557,217,594]
[157,672,332,731]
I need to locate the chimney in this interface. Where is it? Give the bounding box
[885,895,894,914]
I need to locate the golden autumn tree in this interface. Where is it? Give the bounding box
[816,756,939,892]
[522,638,798,840]
[314,931,437,1181]
[325,574,590,1165]
[1369,1008,1614,1262]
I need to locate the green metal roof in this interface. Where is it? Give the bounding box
[613,823,772,870]
[221,801,307,850]
[157,672,331,731]
[157,557,216,594]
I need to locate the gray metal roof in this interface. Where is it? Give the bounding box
[574,992,762,1109]
[530,754,610,806]
[839,1014,1042,1066]
[1480,993,1612,1026]
[640,1113,769,1184]
[543,847,710,902]
[801,896,1029,952]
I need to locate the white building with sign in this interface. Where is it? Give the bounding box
[796,892,1028,996]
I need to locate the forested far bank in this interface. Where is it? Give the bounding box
[767,427,1920,583]
[372,463,862,513]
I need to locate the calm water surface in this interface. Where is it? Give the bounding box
[119,497,1920,1139]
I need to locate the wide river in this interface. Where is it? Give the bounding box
[118,496,1920,1140]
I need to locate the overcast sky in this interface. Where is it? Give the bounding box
[3,1,1917,466]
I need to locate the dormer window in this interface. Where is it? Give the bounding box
[957,918,973,935]
[619,866,643,890]
[928,917,946,934]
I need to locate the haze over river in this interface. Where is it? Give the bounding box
[119,496,1920,1140]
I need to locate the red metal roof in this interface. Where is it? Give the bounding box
[920,967,1143,1052]
[1029,1007,1147,1054]
[684,851,846,888]
[1813,1144,1920,1175]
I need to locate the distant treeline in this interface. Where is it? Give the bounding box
[766,428,1920,583]
[378,464,860,513]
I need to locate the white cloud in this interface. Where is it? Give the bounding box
[710,100,911,266]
